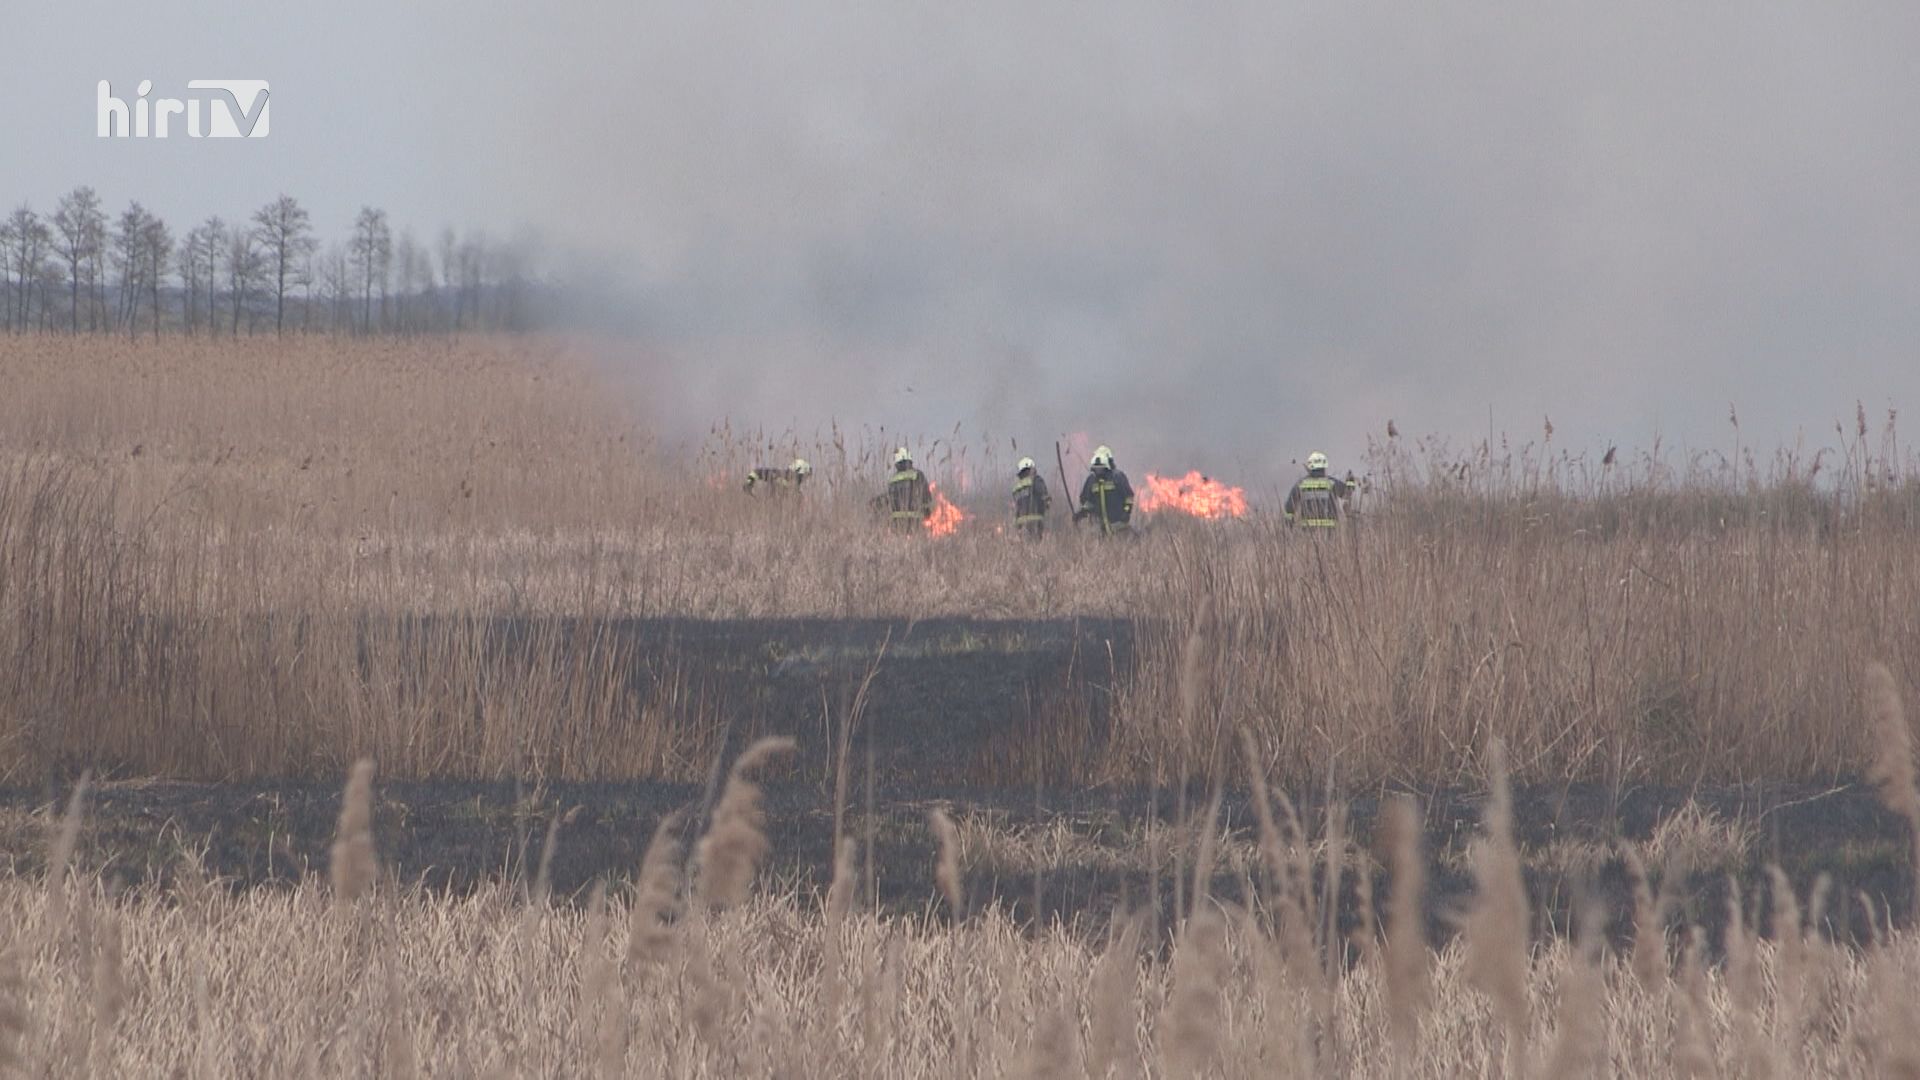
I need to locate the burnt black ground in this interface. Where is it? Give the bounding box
[4,615,1908,952]
[0,774,1906,955]
[370,614,1139,786]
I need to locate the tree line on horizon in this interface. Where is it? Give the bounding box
[0,186,555,337]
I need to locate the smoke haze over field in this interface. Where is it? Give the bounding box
[6,2,1920,482]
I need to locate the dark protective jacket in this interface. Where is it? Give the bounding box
[1013,472,1051,534]
[744,467,805,496]
[1077,468,1134,535]
[1284,470,1350,526]
[883,465,933,527]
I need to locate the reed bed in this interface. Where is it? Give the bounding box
[4,711,1919,1079]
[2,336,1918,788]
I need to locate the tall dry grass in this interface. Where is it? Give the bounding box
[3,336,1919,787]
[2,712,1918,1078]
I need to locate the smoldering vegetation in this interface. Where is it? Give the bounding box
[3,336,1920,1075]
[4,338,1918,791]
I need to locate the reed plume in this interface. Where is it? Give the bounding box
[928,808,964,916]
[1158,905,1227,1076]
[694,738,796,910]
[1380,796,1429,1073]
[1865,663,1920,922]
[330,759,378,906]
[1462,740,1529,1076]
[626,810,685,973]
[1623,847,1666,990]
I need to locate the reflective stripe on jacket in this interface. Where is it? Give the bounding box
[1078,469,1134,535]
[1284,473,1347,526]
[1013,473,1050,525]
[744,467,802,495]
[887,467,932,519]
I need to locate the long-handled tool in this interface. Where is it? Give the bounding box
[1055,440,1079,528]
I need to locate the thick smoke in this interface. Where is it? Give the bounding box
[458,3,1920,484]
[6,2,1919,485]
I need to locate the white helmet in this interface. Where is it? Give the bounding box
[791,457,812,476]
[1306,451,1329,472]
[1090,445,1115,470]
[893,447,913,467]
[1016,457,1036,474]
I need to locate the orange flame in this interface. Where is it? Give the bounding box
[924,481,968,537]
[1138,470,1248,519]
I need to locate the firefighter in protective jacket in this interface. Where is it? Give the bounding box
[1074,445,1134,536]
[1284,451,1350,527]
[1011,457,1051,538]
[880,448,933,532]
[744,458,812,496]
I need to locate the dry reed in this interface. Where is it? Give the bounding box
[1380,795,1429,1073]
[1157,905,1227,1076]
[89,911,124,1069]
[1865,662,1920,923]
[0,948,24,1073]
[1084,918,1141,1080]
[4,337,1920,1075]
[625,810,685,972]
[43,774,89,953]
[0,809,1914,1075]
[329,759,378,906]
[694,737,796,909]
[1462,739,1530,1077]
[579,881,625,1080]
[1624,846,1666,989]
[4,337,1920,790]
[1671,926,1718,1080]
[928,808,964,916]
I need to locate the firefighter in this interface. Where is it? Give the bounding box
[1011,457,1051,539]
[743,457,812,496]
[1074,445,1134,537]
[1284,451,1351,528]
[879,447,932,532]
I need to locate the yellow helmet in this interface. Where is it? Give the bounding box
[791,458,812,476]
[1306,451,1329,472]
[893,447,913,467]
[1016,457,1036,474]
[1090,445,1115,470]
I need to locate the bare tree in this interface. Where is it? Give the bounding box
[15,207,39,332]
[436,226,458,331]
[177,219,226,337]
[0,212,18,333]
[316,241,351,334]
[86,208,109,331]
[177,227,204,335]
[52,186,105,333]
[393,228,422,333]
[251,195,315,335]
[455,229,489,332]
[0,215,15,333]
[350,206,391,334]
[141,212,171,339]
[226,226,262,335]
[12,184,564,336]
[298,247,313,333]
[3,206,53,333]
[199,217,227,336]
[33,254,63,332]
[112,202,152,337]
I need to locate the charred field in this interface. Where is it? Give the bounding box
[4,335,1920,933]
[0,611,1912,952]
[9,337,1920,1074]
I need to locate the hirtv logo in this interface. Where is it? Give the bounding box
[97,80,270,138]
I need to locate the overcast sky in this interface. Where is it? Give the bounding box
[5,2,1918,484]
